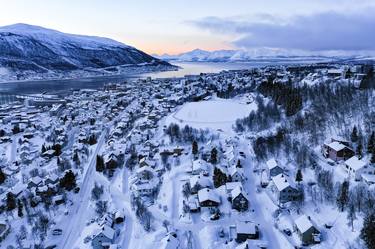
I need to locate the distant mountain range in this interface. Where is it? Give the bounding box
[155,48,374,63]
[0,23,171,75]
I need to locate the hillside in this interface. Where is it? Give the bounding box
[0,23,172,78]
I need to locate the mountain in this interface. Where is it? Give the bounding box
[157,48,344,63]
[0,23,171,74]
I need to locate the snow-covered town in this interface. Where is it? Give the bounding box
[0,61,374,249]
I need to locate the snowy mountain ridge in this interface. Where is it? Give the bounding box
[156,48,364,63]
[0,23,171,76]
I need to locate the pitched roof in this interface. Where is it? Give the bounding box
[327,141,346,151]
[345,156,366,171]
[294,215,316,234]
[266,158,278,170]
[271,174,294,191]
[236,220,257,235]
[231,185,248,200]
[198,188,220,204]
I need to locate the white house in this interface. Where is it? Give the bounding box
[343,156,373,180]
[271,174,300,204]
[266,158,284,178]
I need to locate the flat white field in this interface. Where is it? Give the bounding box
[167,97,256,130]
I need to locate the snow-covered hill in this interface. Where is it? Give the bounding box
[157,48,345,63]
[0,23,170,74]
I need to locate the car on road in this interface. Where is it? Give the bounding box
[45,245,57,249]
[52,228,63,236]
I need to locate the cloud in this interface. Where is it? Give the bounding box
[189,9,375,52]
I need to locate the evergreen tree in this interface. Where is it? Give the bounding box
[96,155,105,172]
[337,181,349,212]
[368,132,375,153]
[351,126,358,142]
[59,170,77,191]
[210,147,218,164]
[17,199,24,217]
[361,213,375,249]
[371,148,375,164]
[357,143,363,159]
[6,192,16,211]
[236,159,242,168]
[213,167,227,188]
[192,140,198,156]
[52,144,62,156]
[12,125,20,134]
[347,203,356,231]
[0,168,6,184]
[73,151,80,166]
[295,169,303,184]
[41,144,46,154]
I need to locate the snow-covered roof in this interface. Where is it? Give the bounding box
[327,141,346,151]
[189,175,212,188]
[98,225,115,240]
[231,185,248,200]
[266,158,278,169]
[345,156,366,171]
[225,182,242,193]
[161,234,180,249]
[229,167,244,177]
[198,188,220,204]
[362,174,375,184]
[294,215,315,234]
[192,159,209,172]
[271,174,294,191]
[236,220,257,235]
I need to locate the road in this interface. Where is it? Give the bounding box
[9,134,18,163]
[59,128,108,249]
[238,136,283,249]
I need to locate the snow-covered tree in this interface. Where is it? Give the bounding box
[361,213,375,249]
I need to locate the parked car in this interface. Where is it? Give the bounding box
[52,228,63,236]
[283,228,292,236]
[210,212,221,221]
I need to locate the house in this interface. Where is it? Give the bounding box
[266,158,284,178]
[294,215,321,245]
[0,220,10,242]
[28,176,42,188]
[271,174,300,204]
[189,175,212,194]
[235,221,259,242]
[225,182,243,195]
[45,174,59,185]
[231,186,249,212]
[229,167,244,182]
[323,140,354,162]
[235,240,268,249]
[91,225,116,249]
[362,174,375,185]
[343,156,372,180]
[197,188,220,207]
[191,159,209,175]
[130,166,159,197]
[161,233,180,249]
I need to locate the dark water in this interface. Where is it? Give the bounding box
[0,62,272,95]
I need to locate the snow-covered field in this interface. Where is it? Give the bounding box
[167,97,256,131]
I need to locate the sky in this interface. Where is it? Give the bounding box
[0,0,374,55]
